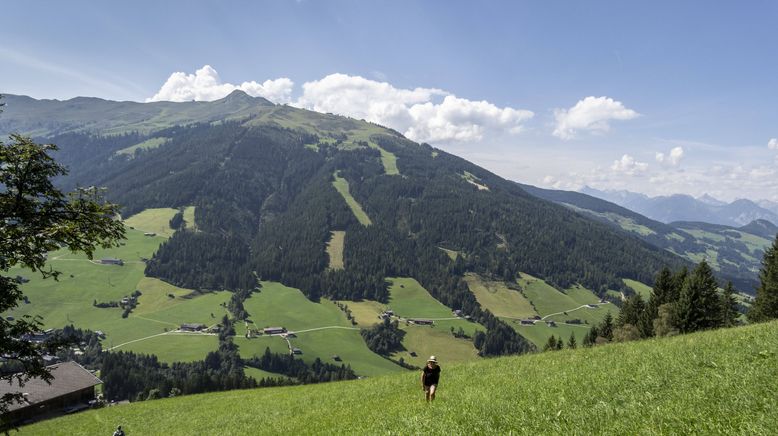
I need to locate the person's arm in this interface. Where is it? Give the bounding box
[420,370,425,387]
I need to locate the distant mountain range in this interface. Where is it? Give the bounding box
[580,186,778,227]
[522,184,777,292]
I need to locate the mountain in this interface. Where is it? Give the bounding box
[581,186,778,227]
[740,219,778,239]
[1,93,688,358]
[23,321,778,435]
[758,199,778,216]
[524,184,775,292]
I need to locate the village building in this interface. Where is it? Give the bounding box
[408,319,434,325]
[99,258,123,266]
[291,348,303,355]
[452,309,463,317]
[143,232,156,237]
[263,327,287,335]
[520,319,536,325]
[179,323,206,332]
[0,361,102,426]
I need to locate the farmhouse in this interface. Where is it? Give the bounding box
[99,258,123,266]
[452,309,463,317]
[263,327,287,335]
[546,321,557,327]
[520,319,536,325]
[0,361,101,426]
[143,232,156,237]
[291,348,303,355]
[409,319,434,325]
[180,323,206,332]
[587,304,598,309]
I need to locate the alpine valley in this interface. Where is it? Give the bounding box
[0,91,762,389]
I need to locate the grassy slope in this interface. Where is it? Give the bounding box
[123,208,179,238]
[465,273,536,319]
[506,273,618,347]
[25,322,778,435]
[234,282,400,377]
[182,206,197,231]
[115,137,169,157]
[332,173,372,226]
[325,230,345,270]
[386,278,484,367]
[5,210,230,363]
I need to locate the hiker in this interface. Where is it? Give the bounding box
[113,425,125,436]
[421,356,441,402]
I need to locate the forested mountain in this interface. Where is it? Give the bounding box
[523,184,775,292]
[580,186,778,227]
[2,92,688,354]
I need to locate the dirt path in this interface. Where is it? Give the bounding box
[540,302,611,320]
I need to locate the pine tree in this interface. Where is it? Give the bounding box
[543,335,558,351]
[599,312,614,341]
[617,294,645,329]
[719,281,740,327]
[675,261,722,333]
[555,338,563,350]
[567,332,577,349]
[582,326,598,347]
[748,235,778,322]
[640,267,676,338]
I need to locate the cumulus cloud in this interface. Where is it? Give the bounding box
[146,65,294,103]
[655,146,684,166]
[553,96,639,140]
[296,73,534,143]
[147,68,534,144]
[769,138,778,150]
[611,154,648,175]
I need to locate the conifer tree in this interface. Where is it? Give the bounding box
[617,294,645,329]
[543,335,558,351]
[748,235,778,322]
[567,332,577,349]
[599,312,614,341]
[675,261,722,333]
[719,281,740,327]
[640,267,676,338]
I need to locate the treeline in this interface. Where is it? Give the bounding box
[361,319,405,355]
[244,348,357,384]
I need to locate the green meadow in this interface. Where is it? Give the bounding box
[332,172,373,226]
[23,321,778,435]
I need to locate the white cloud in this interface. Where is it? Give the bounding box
[769,138,778,150]
[611,154,648,175]
[553,96,639,140]
[146,65,294,103]
[147,68,534,144]
[655,146,684,166]
[296,73,534,143]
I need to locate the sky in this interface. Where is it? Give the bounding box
[2,1,777,202]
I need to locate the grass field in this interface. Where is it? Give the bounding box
[332,172,372,226]
[234,282,401,377]
[337,299,385,326]
[438,247,460,261]
[326,231,345,270]
[510,320,589,348]
[115,137,169,157]
[385,278,484,367]
[123,208,179,238]
[465,273,537,319]
[182,206,197,231]
[24,321,778,435]
[623,278,653,299]
[3,215,231,363]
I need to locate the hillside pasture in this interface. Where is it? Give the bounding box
[332,173,372,226]
[465,273,537,319]
[235,282,402,377]
[115,137,169,157]
[25,322,778,435]
[325,231,345,270]
[123,208,179,238]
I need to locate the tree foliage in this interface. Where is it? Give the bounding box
[0,132,124,414]
[748,235,778,322]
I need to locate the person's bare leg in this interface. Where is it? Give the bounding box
[425,388,430,402]
[429,385,436,401]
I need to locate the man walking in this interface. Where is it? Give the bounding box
[421,356,441,402]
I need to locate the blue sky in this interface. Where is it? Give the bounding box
[2,1,777,201]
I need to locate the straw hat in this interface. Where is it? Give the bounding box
[427,355,437,363]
